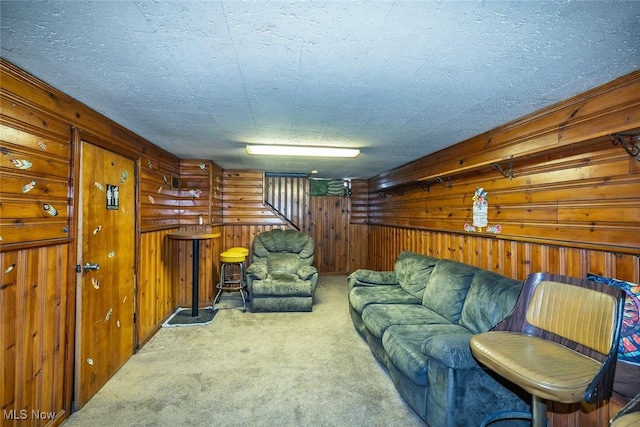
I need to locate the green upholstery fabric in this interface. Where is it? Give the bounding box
[347,251,526,426]
[349,286,421,314]
[347,269,398,289]
[395,251,439,299]
[361,303,449,338]
[459,269,523,334]
[266,252,300,274]
[383,324,473,386]
[421,259,477,323]
[246,229,318,312]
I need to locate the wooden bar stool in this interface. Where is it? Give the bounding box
[214,249,248,312]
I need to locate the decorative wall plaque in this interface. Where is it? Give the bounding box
[106,185,119,210]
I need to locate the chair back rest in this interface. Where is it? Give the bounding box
[526,280,618,355]
[493,272,625,402]
[252,229,315,266]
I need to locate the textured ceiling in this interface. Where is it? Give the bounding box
[1,1,639,179]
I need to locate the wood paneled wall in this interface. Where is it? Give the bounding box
[1,245,70,426]
[179,160,218,226]
[366,226,640,283]
[0,124,72,247]
[309,196,350,273]
[1,59,185,426]
[137,229,179,345]
[139,154,181,231]
[223,170,284,225]
[368,71,640,254]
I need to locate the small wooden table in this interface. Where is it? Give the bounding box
[168,231,221,317]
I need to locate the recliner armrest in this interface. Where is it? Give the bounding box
[297,265,318,280]
[246,261,268,280]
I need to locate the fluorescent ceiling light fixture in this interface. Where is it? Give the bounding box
[246,145,360,158]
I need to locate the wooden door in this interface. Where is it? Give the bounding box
[75,141,136,408]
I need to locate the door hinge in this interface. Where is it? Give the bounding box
[133,313,136,324]
[75,264,82,273]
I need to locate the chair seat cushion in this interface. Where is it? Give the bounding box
[470,331,602,404]
[251,273,314,297]
[610,412,640,427]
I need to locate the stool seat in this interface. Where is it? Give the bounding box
[220,251,246,263]
[214,249,248,312]
[227,246,249,256]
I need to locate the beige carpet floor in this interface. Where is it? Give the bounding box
[62,275,426,427]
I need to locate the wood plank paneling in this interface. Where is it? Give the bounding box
[0,122,72,248]
[309,196,350,274]
[366,226,639,281]
[139,155,181,231]
[1,245,69,426]
[367,143,640,253]
[137,229,180,345]
[349,179,368,224]
[223,170,284,225]
[179,160,212,226]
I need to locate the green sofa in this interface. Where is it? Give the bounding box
[348,251,529,427]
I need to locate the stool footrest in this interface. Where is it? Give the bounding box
[213,258,247,312]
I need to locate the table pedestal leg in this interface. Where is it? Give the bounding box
[192,239,199,317]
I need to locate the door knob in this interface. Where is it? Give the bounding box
[83,262,101,272]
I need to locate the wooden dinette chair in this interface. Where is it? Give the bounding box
[470,272,626,427]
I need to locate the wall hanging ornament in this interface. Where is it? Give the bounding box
[22,180,36,193]
[11,159,32,169]
[472,187,488,231]
[43,204,59,216]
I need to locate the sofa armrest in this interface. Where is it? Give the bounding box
[297,265,318,280]
[348,269,398,289]
[421,333,478,369]
[246,261,268,280]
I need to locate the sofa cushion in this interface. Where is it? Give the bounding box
[395,251,439,299]
[422,260,477,323]
[459,270,523,334]
[349,286,421,314]
[420,328,477,369]
[382,324,474,386]
[361,304,449,338]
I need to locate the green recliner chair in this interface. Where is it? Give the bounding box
[246,229,318,312]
